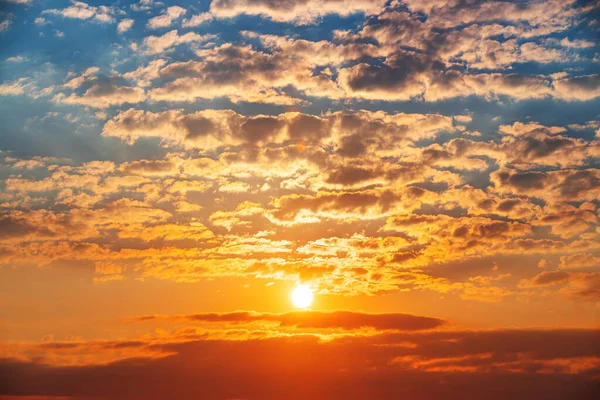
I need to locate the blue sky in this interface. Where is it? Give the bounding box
[1,1,599,165]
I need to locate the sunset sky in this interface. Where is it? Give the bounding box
[1,0,600,399]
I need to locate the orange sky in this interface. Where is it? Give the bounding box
[1,0,600,399]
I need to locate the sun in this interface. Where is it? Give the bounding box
[291,285,313,309]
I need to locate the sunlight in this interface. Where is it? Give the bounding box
[291,285,313,309]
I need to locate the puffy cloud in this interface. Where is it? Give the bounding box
[491,168,600,202]
[131,0,163,12]
[146,43,336,104]
[43,1,118,24]
[123,59,167,87]
[498,122,566,137]
[124,20,600,105]
[559,254,600,270]
[101,108,460,150]
[101,108,240,146]
[63,66,100,89]
[0,198,171,244]
[0,78,26,95]
[559,38,596,48]
[399,0,578,27]
[51,68,146,108]
[54,79,146,108]
[119,159,179,176]
[519,270,600,301]
[117,18,134,34]
[209,0,387,24]
[269,186,436,224]
[141,30,215,55]
[337,52,431,101]
[147,5,186,29]
[182,12,212,28]
[554,75,600,101]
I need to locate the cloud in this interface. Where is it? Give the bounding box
[209,0,387,24]
[146,43,333,104]
[131,0,163,12]
[559,38,596,48]
[119,159,178,176]
[127,21,600,105]
[147,5,186,29]
[491,168,600,202]
[123,59,167,87]
[3,100,600,296]
[559,254,600,270]
[337,51,431,101]
[101,108,460,150]
[43,1,118,24]
[554,75,600,101]
[5,55,27,63]
[0,78,26,96]
[0,19,11,32]
[126,310,446,331]
[182,12,212,28]
[53,78,146,108]
[117,18,134,34]
[2,329,599,399]
[140,30,214,55]
[519,271,600,301]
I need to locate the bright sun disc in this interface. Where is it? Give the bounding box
[291,285,313,308]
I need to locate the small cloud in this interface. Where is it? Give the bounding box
[560,38,595,49]
[117,18,134,34]
[34,17,50,26]
[131,0,164,12]
[5,55,27,63]
[147,6,186,30]
[0,20,12,33]
[182,13,212,28]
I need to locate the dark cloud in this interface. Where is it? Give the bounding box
[520,271,600,301]
[2,329,599,399]
[125,310,446,331]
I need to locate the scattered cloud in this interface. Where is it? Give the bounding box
[117,18,134,34]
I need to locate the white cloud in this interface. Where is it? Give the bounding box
[131,0,164,12]
[182,13,212,28]
[147,6,186,29]
[560,38,596,49]
[5,56,27,63]
[117,19,134,34]
[141,30,214,55]
[0,78,27,96]
[43,1,118,24]
[210,0,387,25]
[34,17,50,26]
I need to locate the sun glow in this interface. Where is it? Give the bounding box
[291,285,313,309]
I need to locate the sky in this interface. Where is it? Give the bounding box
[0,0,600,399]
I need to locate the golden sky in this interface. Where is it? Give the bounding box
[0,0,599,399]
